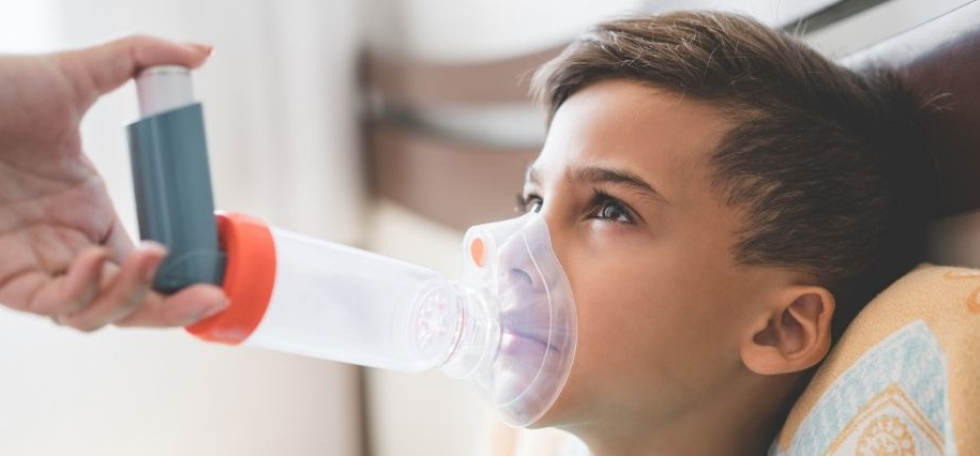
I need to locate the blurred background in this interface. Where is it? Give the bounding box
[0,0,972,454]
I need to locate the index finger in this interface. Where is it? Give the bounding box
[56,34,213,107]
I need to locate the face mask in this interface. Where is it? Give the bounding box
[446,213,578,425]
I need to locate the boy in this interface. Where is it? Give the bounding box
[498,10,934,456]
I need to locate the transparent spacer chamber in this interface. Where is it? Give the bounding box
[202,212,576,427]
[243,227,478,372]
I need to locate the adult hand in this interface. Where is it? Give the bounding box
[0,36,228,332]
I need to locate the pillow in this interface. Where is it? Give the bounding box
[773,264,980,455]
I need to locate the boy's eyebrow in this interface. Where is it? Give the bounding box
[525,165,667,203]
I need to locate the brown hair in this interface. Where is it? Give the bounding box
[531,11,938,341]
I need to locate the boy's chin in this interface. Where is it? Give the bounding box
[518,380,579,429]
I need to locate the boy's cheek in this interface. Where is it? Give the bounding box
[570,251,733,348]
[551,265,740,423]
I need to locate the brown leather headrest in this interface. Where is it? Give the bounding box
[841,2,980,218]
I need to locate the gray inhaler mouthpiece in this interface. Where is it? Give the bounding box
[126,66,226,292]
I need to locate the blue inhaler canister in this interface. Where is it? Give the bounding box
[126,66,226,293]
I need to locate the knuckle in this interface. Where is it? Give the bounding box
[123,34,153,46]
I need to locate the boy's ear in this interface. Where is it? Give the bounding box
[740,286,835,375]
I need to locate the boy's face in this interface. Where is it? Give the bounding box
[526,80,793,427]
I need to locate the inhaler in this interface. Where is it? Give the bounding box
[126,66,577,427]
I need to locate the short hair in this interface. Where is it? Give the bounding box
[530,11,938,341]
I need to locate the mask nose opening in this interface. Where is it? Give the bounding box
[470,238,486,268]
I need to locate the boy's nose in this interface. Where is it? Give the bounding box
[500,215,570,304]
[496,233,545,299]
[536,206,570,271]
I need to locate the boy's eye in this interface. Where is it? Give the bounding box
[588,191,635,224]
[516,193,544,214]
[516,190,636,224]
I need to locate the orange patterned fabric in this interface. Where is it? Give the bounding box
[775,264,980,455]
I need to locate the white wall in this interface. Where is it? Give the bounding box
[364,0,645,62]
[0,312,361,455]
[0,1,365,455]
[646,0,837,28]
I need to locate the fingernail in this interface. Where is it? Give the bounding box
[198,299,229,320]
[142,256,164,283]
[185,42,214,56]
[140,240,168,256]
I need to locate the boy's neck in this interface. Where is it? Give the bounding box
[561,371,802,456]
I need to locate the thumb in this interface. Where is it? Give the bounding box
[56,34,212,108]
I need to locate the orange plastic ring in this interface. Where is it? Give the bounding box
[185,212,276,344]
